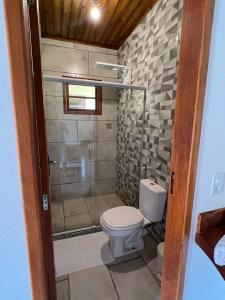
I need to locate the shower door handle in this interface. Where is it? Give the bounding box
[48,155,57,166]
[170,171,175,194]
[48,159,57,166]
[48,156,57,176]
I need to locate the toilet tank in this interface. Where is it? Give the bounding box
[139,179,167,222]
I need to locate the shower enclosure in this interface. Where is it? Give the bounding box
[44,75,146,237]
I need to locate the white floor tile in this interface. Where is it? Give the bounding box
[54,232,115,276]
[54,236,81,277]
[80,242,114,270]
[79,231,108,250]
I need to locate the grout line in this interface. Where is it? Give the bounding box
[67,276,71,300]
[107,265,121,300]
[42,69,118,80]
[107,254,141,268]
[47,139,117,143]
[139,255,161,288]
[61,197,66,232]
[83,197,95,225]
[50,177,117,187]
[44,96,118,101]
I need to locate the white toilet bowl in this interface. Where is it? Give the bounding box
[100,180,167,258]
[100,206,150,257]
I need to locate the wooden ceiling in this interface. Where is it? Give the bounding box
[39,0,158,49]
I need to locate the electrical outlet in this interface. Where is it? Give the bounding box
[211,173,225,196]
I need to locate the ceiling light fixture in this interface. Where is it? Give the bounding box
[90,0,101,22]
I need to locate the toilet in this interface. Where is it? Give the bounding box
[100,179,167,257]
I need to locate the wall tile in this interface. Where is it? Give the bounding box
[77,121,95,141]
[97,161,116,179]
[49,162,80,185]
[89,52,118,78]
[48,142,90,162]
[91,179,117,196]
[117,0,182,240]
[75,43,117,55]
[102,88,118,100]
[95,141,117,161]
[97,121,117,141]
[46,120,77,143]
[44,96,90,121]
[43,81,63,97]
[51,181,91,201]
[79,161,96,181]
[41,38,74,48]
[41,44,88,74]
[90,100,117,121]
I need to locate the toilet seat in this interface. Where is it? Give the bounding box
[101,206,144,232]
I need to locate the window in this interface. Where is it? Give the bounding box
[63,78,102,115]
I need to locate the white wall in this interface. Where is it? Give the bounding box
[0,1,31,299]
[183,0,225,299]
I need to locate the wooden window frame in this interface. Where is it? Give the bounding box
[63,78,102,115]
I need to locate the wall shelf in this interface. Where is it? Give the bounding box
[195,208,225,280]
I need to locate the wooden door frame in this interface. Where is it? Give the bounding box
[3,0,56,299]
[161,0,215,299]
[28,1,57,299]
[2,0,215,299]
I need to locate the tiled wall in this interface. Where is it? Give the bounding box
[41,38,118,204]
[117,0,183,240]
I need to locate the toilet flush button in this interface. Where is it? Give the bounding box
[211,173,225,196]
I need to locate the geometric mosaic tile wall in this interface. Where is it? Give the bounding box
[117,0,183,241]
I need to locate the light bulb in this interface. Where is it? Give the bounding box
[90,6,101,21]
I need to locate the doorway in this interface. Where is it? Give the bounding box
[3,0,215,299]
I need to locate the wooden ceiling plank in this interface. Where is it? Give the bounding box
[94,0,120,44]
[78,0,93,42]
[68,0,82,39]
[40,0,159,49]
[117,0,156,46]
[61,0,73,38]
[38,0,47,35]
[53,0,63,36]
[98,0,129,43]
[41,0,55,36]
[107,0,141,45]
[82,0,109,43]
[73,0,86,41]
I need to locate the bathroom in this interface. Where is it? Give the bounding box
[3,0,225,298]
[40,0,182,298]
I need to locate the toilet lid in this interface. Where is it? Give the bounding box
[101,206,144,230]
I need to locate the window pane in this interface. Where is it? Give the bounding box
[69,98,96,110]
[69,84,95,98]
[68,98,83,109]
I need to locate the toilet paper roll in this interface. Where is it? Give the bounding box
[214,234,225,266]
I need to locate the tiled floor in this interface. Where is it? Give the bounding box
[54,232,115,276]
[52,194,125,233]
[55,232,160,300]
